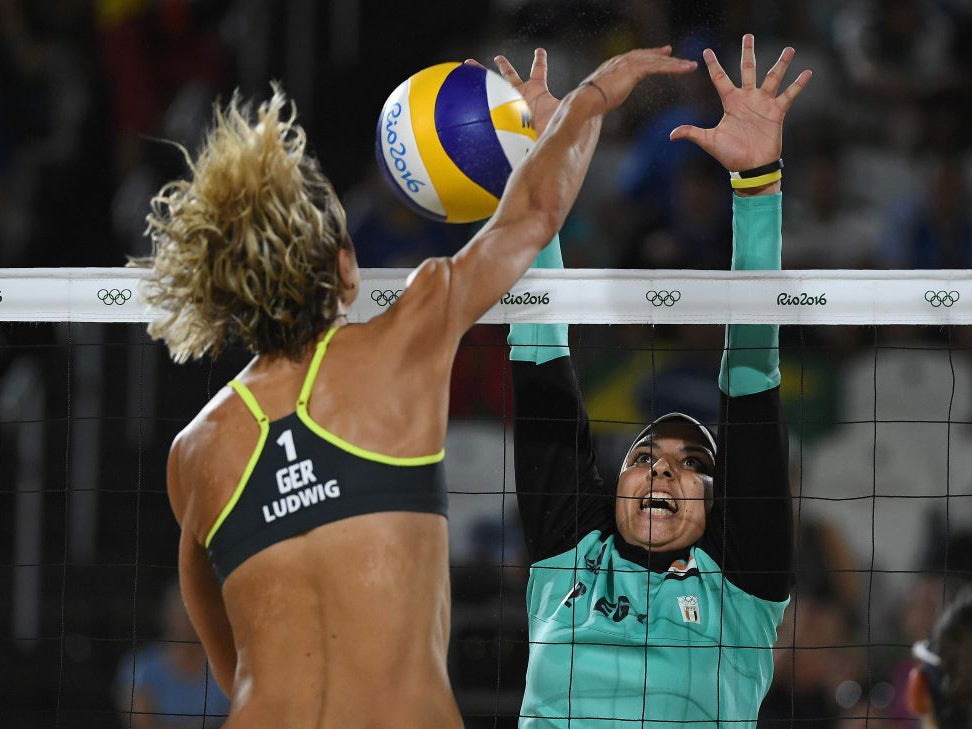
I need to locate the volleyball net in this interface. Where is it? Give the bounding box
[3,267,972,728]
[2,267,970,325]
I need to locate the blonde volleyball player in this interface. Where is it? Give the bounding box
[495,35,811,727]
[138,48,697,729]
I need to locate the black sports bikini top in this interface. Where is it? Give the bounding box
[205,328,448,583]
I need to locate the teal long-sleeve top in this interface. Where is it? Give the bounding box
[509,193,790,728]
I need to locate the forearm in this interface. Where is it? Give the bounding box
[710,386,793,600]
[179,531,236,694]
[446,87,604,334]
[711,191,791,600]
[494,86,604,236]
[509,235,569,364]
[719,191,782,397]
[513,358,609,561]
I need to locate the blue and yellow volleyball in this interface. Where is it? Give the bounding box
[376,62,537,223]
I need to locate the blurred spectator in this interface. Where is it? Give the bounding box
[782,139,881,269]
[802,340,972,596]
[95,0,226,174]
[115,580,230,729]
[792,516,865,627]
[95,0,229,260]
[832,0,968,157]
[343,168,468,267]
[760,477,867,728]
[879,157,972,269]
[449,325,512,419]
[759,595,864,729]
[613,33,724,248]
[886,529,972,725]
[617,153,731,269]
[451,515,527,605]
[906,587,972,729]
[0,0,102,266]
[634,324,721,426]
[832,699,899,729]
[833,0,962,103]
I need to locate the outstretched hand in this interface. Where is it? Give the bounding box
[475,46,696,137]
[669,34,812,172]
[492,49,561,138]
[579,47,697,116]
[464,50,561,137]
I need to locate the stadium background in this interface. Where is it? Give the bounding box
[2,0,972,727]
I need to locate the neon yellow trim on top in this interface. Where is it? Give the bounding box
[297,329,445,467]
[205,380,270,548]
[230,378,269,422]
[298,327,339,406]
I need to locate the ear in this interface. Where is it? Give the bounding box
[907,665,932,716]
[337,246,359,303]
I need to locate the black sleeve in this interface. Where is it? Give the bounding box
[700,386,793,602]
[512,358,613,563]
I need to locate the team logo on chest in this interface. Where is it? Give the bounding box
[664,555,700,581]
[677,595,701,624]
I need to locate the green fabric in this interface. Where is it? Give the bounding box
[719,193,782,397]
[520,532,788,728]
[509,234,569,364]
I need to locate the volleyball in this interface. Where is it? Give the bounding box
[376,62,537,223]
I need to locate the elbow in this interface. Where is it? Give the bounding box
[517,185,563,246]
[211,655,236,698]
[497,162,571,243]
[532,207,562,247]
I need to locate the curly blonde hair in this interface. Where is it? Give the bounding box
[134,87,349,363]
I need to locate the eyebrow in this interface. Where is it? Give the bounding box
[630,440,715,463]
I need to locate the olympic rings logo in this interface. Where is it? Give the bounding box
[645,290,681,307]
[371,289,402,307]
[98,288,132,306]
[925,290,960,308]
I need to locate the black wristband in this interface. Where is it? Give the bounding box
[733,159,784,179]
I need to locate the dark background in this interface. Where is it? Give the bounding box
[2,1,972,727]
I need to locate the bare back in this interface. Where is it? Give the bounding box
[169,264,464,729]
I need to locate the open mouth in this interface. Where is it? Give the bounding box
[639,492,678,515]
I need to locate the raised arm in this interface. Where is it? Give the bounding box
[512,352,611,563]
[671,35,811,601]
[493,51,641,562]
[438,48,696,340]
[508,236,609,562]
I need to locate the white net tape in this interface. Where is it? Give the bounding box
[1,267,970,324]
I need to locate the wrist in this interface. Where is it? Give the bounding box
[568,81,608,117]
[734,180,781,197]
[729,159,783,193]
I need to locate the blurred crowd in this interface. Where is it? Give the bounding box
[2,0,972,727]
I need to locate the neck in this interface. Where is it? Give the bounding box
[334,294,351,320]
[613,530,691,572]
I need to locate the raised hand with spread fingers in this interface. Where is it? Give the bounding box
[669,33,812,177]
[479,45,693,138]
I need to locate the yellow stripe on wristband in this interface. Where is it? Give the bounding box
[729,170,782,189]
